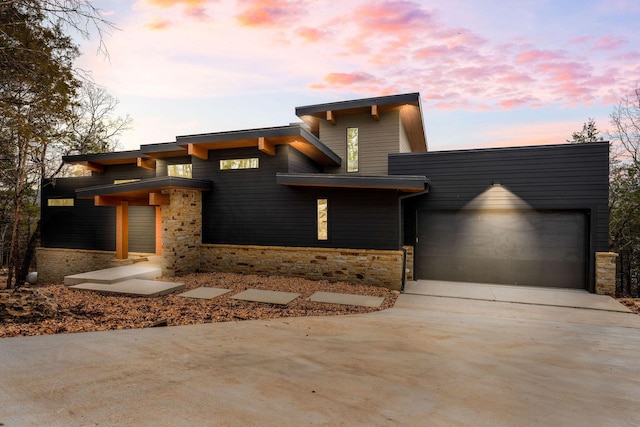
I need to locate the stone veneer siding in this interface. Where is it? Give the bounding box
[403,245,414,282]
[200,244,405,290]
[36,248,147,284]
[595,252,617,297]
[160,189,202,277]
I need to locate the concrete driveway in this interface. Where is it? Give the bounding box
[2,287,640,426]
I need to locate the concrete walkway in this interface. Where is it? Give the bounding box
[2,290,640,426]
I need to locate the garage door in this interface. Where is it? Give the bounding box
[415,210,587,289]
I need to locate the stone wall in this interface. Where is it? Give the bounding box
[160,189,202,277]
[37,248,118,284]
[403,245,414,281]
[200,244,405,290]
[595,252,618,297]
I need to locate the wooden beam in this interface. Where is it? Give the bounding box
[137,157,156,170]
[258,137,276,156]
[371,105,380,121]
[149,192,170,206]
[115,201,129,260]
[187,143,209,160]
[326,110,336,125]
[155,206,162,255]
[81,161,104,173]
[94,196,148,206]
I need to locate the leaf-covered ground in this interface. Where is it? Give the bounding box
[0,272,399,338]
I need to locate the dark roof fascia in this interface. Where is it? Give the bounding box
[63,150,146,164]
[389,140,610,158]
[140,142,186,155]
[176,124,341,166]
[75,176,212,198]
[176,124,306,144]
[276,173,429,192]
[295,93,420,116]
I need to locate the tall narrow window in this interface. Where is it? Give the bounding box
[346,127,359,172]
[317,198,328,241]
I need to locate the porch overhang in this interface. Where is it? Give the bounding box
[276,173,429,193]
[75,176,212,203]
[75,177,211,260]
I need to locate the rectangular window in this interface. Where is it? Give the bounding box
[114,179,140,185]
[47,198,74,207]
[346,127,359,173]
[220,158,259,170]
[168,164,192,178]
[317,198,328,240]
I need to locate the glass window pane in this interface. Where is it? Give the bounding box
[347,127,358,172]
[317,199,328,240]
[220,158,259,170]
[48,198,74,207]
[168,164,192,178]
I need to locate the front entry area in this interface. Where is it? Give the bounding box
[415,210,588,289]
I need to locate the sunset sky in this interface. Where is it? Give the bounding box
[76,0,640,151]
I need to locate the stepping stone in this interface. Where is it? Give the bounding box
[177,287,232,300]
[64,263,162,286]
[231,289,300,305]
[70,279,185,297]
[308,291,385,308]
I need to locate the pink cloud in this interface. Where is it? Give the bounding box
[516,49,563,64]
[354,1,436,33]
[145,17,173,30]
[414,45,449,59]
[297,26,327,43]
[495,71,535,85]
[236,0,304,27]
[593,36,627,51]
[535,62,591,83]
[137,0,209,19]
[321,72,382,86]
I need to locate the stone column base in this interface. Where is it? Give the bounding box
[595,252,618,297]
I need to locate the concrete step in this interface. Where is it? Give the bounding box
[69,279,184,297]
[63,263,162,286]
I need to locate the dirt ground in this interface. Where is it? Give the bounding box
[0,272,399,338]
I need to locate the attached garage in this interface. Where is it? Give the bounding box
[390,142,610,293]
[415,209,587,288]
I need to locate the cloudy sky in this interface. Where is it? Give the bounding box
[76,0,640,151]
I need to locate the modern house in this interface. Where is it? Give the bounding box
[38,93,613,294]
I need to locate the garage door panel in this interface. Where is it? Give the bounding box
[416,210,587,288]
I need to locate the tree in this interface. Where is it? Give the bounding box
[567,118,604,143]
[0,1,123,288]
[608,86,640,297]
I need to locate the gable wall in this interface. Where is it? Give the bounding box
[320,109,401,175]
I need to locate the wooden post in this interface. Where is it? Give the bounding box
[155,206,163,255]
[115,201,129,259]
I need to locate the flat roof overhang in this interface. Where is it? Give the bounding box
[295,93,427,153]
[75,176,212,204]
[276,173,429,193]
[176,125,341,167]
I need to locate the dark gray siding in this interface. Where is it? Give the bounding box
[41,177,116,251]
[288,147,322,173]
[390,142,610,290]
[195,145,400,249]
[41,163,157,252]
